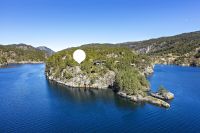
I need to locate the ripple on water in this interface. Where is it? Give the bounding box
[0,64,200,133]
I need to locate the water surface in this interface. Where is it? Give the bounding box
[0,64,200,133]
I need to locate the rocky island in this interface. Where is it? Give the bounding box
[6,30,200,108]
[46,44,173,108]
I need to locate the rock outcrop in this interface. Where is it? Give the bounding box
[117,91,170,108]
[47,66,115,89]
[150,92,174,100]
[143,64,154,76]
[45,45,173,108]
[152,53,200,67]
[162,92,174,100]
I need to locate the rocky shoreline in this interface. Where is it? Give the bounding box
[44,44,176,108]
[8,61,44,64]
[0,63,7,67]
[46,65,115,88]
[46,74,172,108]
[46,64,174,108]
[0,61,44,67]
[117,91,171,108]
[153,55,200,67]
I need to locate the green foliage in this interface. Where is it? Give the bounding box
[0,44,46,63]
[115,66,149,96]
[120,31,200,56]
[0,57,7,64]
[46,44,151,95]
[158,86,168,94]
[119,31,200,66]
[63,71,73,79]
[149,43,199,56]
[195,50,200,58]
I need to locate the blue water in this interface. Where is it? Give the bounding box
[0,64,200,133]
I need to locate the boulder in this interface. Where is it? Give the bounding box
[162,92,174,100]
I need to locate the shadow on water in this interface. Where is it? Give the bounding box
[46,79,144,110]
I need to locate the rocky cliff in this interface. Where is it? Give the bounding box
[47,65,116,89]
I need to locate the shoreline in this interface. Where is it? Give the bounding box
[152,61,200,68]
[46,75,109,89]
[46,71,171,108]
[1,62,176,108]
[117,91,170,108]
[0,61,44,67]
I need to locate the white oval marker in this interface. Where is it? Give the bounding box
[73,49,86,64]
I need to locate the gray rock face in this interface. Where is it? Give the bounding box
[162,92,174,100]
[117,91,170,108]
[150,91,174,100]
[145,96,170,108]
[143,64,154,76]
[37,46,55,56]
[47,66,116,89]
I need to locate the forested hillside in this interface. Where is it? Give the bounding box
[0,44,53,65]
[119,31,200,66]
[46,44,153,96]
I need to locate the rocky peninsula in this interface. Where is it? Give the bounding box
[46,44,173,108]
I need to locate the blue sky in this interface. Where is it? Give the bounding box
[1,0,200,51]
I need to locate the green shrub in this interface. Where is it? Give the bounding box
[158,86,168,94]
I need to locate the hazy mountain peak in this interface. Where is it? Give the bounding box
[37,46,55,56]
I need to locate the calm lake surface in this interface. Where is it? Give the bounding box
[0,64,200,133]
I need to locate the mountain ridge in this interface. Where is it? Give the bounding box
[118,30,200,66]
[0,43,54,66]
[36,46,55,56]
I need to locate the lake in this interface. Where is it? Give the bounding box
[0,64,200,133]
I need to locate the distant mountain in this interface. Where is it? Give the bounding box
[9,43,37,50]
[0,43,54,66]
[36,46,55,56]
[118,31,200,54]
[119,31,200,66]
